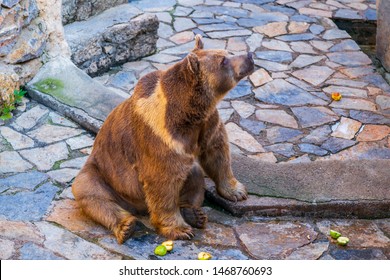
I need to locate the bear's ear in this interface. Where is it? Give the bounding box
[193,34,204,51]
[186,53,199,74]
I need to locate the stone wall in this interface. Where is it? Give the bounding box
[0,0,70,111]
[377,0,390,72]
[62,0,128,24]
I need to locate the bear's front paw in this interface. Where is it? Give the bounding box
[218,181,248,202]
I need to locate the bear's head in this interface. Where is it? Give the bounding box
[186,34,255,99]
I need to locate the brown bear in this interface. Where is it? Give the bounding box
[72,35,254,244]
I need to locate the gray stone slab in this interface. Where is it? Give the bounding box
[0,151,33,174]
[129,0,176,12]
[198,23,241,32]
[27,124,83,144]
[27,57,124,132]
[322,29,351,40]
[276,33,316,42]
[298,143,328,156]
[327,52,372,66]
[194,5,249,18]
[292,65,334,86]
[321,137,356,153]
[301,125,332,145]
[0,127,35,150]
[19,142,69,171]
[310,24,325,35]
[235,221,317,259]
[292,107,339,128]
[330,39,360,52]
[265,143,295,157]
[19,243,64,260]
[236,18,267,28]
[224,80,252,100]
[266,127,303,143]
[254,79,327,106]
[335,9,364,20]
[0,183,58,221]
[13,105,49,130]
[35,222,120,259]
[255,51,292,63]
[350,110,390,125]
[239,119,266,135]
[0,171,49,193]
[108,71,137,92]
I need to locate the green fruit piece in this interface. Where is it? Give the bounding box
[337,236,349,246]
[330,230,342,239]
[154,245,167,256]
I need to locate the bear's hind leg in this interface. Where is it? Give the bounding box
[180,164,207,229]
[72,163,137,244]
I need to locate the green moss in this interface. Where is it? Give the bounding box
[33,78,64,95]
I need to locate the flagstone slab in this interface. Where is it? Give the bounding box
[350,110,390,125]
[235,221,317,259]
[35,222,120,260]
[225,123,265,153]
[0,127,35,150]
[320,137,356,153]
[27,124,83,144]
[290,55,326,68]
[239,119,266,135]
[0,151,33,174]
[356,125,390,142]
[0,183,58,221]
[19,142,70,171]
[254,79,327,106]
[331,117,362,140]
[266,127,303,143]
[327,52,372,66]
[292,106,339,128]
[14,106,49,130]
[255,109,298,128]
[330,98,377,112]
[302,125,332,145]
[0,171,49,193]
[292,65,334,86]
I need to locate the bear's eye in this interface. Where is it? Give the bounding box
[220,57,228,67]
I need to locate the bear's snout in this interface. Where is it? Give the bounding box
[232,53,255,81]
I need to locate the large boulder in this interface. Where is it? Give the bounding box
[64,4,159,76]
[377,0,390,71]
[62,0,128,24]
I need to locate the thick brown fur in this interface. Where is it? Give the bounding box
[72,35,255,244]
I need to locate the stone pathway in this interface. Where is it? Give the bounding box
[1,0,390,260]
[96,0,390,164]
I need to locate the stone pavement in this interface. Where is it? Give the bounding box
[96,0,390,164]
[1,0,390,260]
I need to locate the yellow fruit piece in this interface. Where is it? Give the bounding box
[329,230,342,239]
[198,252,212,260]
[331,92,342,101]
[154,245,167,256]
[337,236,349,246]
[162,240,174,251]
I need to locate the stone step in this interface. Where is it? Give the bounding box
[64,3,159,76]
[206,154,390,219]
[26,57,125,133]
